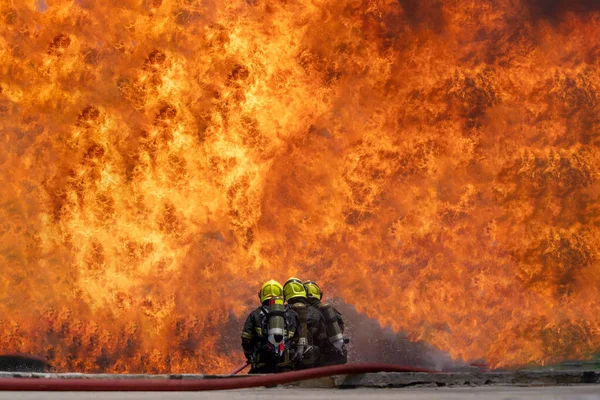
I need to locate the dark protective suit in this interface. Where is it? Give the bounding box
[294,302,327,369]
[240,305,300,374]
[308,298,347,367]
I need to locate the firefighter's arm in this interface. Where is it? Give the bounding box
[241,313,257,361]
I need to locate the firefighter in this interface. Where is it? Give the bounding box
[241,280,301,374]
[303,280,348,366]
[283,277,327,369]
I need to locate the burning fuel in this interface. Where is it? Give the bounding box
[0,0,599,374]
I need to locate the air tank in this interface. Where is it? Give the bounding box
[291,302,307,355]
[319,303,344,351]
[267,297,286,354]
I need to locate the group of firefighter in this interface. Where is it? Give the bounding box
[241,278,348,374]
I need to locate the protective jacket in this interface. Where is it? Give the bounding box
[241,305,300,374]
[308,298,347,366]
[295,303,327,369]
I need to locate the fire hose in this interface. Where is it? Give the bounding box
[229,361,250,374]
[0,363,438,391]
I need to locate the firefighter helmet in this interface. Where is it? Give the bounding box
[283,277,307,302]
[259,280,284,304]
[303,280,323,300]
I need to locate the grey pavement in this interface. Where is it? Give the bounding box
[1,387,600,400]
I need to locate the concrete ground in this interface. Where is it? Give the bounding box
[1,386,600,400]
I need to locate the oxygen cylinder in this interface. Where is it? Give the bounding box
[267,297,286,354]
[319,303,344,351]
[291,303,307,355]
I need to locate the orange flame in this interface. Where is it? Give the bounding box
[0,0,599,373]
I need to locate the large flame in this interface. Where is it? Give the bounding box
[1,0,599,373]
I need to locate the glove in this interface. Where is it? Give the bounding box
[291,347,304,363]
[246,354,257,365]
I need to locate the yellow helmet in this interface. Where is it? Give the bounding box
[283,277,307,302]
[259,280,284,304]
[303,280,322,300]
